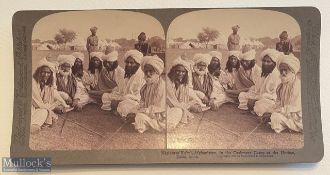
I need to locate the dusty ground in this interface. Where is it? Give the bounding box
[29,103,303,150]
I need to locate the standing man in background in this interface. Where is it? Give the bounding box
[86,26,99,62]
[134,32,151,56]
[227,25,241,51]
[276,31,293,55]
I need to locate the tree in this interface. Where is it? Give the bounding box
[197,27,219,48]
[54,28,77,46]
[197,33,208,47]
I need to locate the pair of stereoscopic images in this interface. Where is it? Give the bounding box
[29,9,303,151]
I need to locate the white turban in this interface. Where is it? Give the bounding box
[90,26,98,32]
[71,52,85,62]
[240,49,256,61]
[228,50,241,59]
[193,53,212,65]
[57,54,76,67]
[124,50,143,64]
[102,51,118,62]
[278,54,300,74]
[141,55,164,74]
[37,57,56,73]
[232,25,240,30]
[90,52,104,60]
[260,48,282,63]
[171,57,190,72]
[209,51,222,61]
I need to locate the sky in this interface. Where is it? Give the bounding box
[32,10,165,41]
[33,9,301,43]
[167,9,301,41]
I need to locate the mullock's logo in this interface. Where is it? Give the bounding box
[2,157,51,172]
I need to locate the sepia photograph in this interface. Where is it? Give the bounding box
[166,9,303,149]
[1,0,328,171]
[8,6,324,165]
[29,10,166,150]
[28,8,306,153]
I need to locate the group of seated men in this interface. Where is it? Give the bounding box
[31,47,302,135]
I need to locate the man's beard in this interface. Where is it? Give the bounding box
[59,69,71,77]
[208,63,220,73]
[261,64,275,77]
[194,66,207,76]
[40,77,49,84]
[174,77,185,89]
[242,62,255,70]
[72,64,83,78]
[212,70,221,78]
[106,65,116,72]
[280,71,295,83]
[145,74,160,84]
[124,65,139,78]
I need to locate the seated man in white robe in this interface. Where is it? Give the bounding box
[87,51,125,100]
[226,49,261,100]
[71,52,96,110]
[31,59,69,133]
[208,51,232,110]
[101,50,145,119]
[166,58,197,130]
[238,49,282,117]
[98,51,124,92]
[56,55,80,111]
[85,52,104,91]
[125,55,166,133]
[82,52,104,103]
[191,53,213,111]
[224,50,243,101]
[261,54,302,133]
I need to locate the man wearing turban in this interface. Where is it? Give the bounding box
[75,51,107,104]
[227,25,241,51]
[224,50,244,100]
[125,55,166,133]
[98,51,124,91]
[101,50,145,119]
[226,49,262,100]
[166,58,198,130]
[134,32,151,56]
[86,26,99,61]
[178,52,194,88]
[39,54,59,89]
[56,54,80,110]
[276,31,293,55]
[208,51,232,110]
[261,54,302,133]
[238,48,261,88]
[238,49,282,118]
[191,53,213,110]
[71,52,97,110]
[31,58,69,134]
[71,52,86,82]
